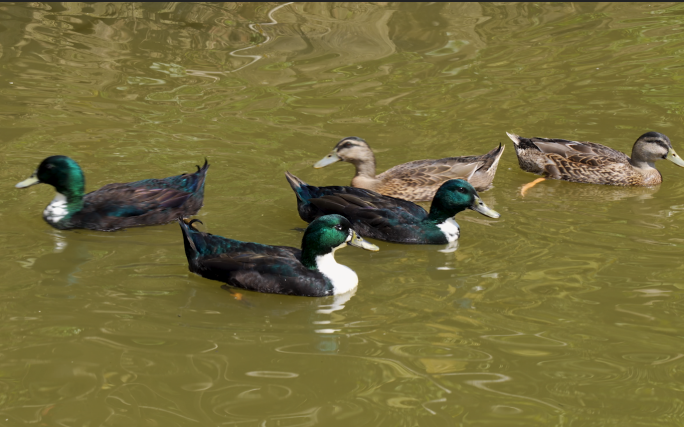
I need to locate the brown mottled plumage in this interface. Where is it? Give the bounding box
[508,131,684,186]
[313,137,504,202]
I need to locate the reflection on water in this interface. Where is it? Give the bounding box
[3,2,684,426]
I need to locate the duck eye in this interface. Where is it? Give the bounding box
[334,224,343,231]
[457,187,467,194]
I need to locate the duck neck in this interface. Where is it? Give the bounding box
[55,183,85,212]
[303,245,358,294]
[350,156,381,190]
[351,154,377,179]
[301,244,327,271]
[427,199,464,225]
[628,157,657,171]
[628,144,659,170]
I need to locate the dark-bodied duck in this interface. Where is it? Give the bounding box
[16,155,209,231]
[314,136,505,201]
[285,172,500,245]
[507,131,684,196]
[178,215,379,297]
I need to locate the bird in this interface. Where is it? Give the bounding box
[313,136,505,201]
[285,172,500,245]
[178,215,379,297]
[16,155,209,231]
[507,131,684,196]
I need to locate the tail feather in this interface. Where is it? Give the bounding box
[196,158,209,173]
[487,143,505,172]
[285,171,313,203]
[506,132,521,146]
[479,143,505,172]
[178,217,199,260]
[193,159,210,192]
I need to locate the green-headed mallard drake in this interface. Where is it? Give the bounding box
[507,131,684,195]
[16,155,209,231]
[285,172,500,245]
[313,136,505,201]
[178,215,379,296]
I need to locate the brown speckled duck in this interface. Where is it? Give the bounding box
[313,136,505,202]
[507,131,684,195]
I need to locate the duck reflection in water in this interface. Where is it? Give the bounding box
[17,231,92,289]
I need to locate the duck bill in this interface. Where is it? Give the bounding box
[314,151,341,168]
[469,195,500,218]
[348,230,379,251]
[15,172,40,188]
[666,147,684,167]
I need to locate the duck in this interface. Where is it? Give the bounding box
[285,172,500,245]
[313,136,505,201]
[16,155,209,231]
[178,215,379,297]
[507,131,684,195]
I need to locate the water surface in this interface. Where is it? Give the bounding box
[2,2,684,426]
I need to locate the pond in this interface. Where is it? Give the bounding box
[2,2,684,426]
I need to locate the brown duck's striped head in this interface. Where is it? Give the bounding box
[632,132,684,167]
[314,137,375,168]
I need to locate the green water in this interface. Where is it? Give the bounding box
[2,2,684,425]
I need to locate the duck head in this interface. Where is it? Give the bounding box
[314,137,376,169]
[301,214,378,270]
[428,179,500,223]
[630,132,684,168]
[16,155,86,200]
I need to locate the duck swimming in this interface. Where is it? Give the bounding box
[16,155,209,231]
[314,136,505,201]
[285,172,500,245]
[178,215,379,297]
[507,131,684,195]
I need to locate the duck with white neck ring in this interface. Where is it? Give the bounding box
[285,173,500,245]
[16,155,209,231]
[178,215,379,297]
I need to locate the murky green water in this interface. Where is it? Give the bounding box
[2,2,684,425]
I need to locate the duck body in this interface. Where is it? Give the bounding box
[16,156,209,231]
[314,137,505,201]
[508,131,684,186]
[178,215,379,297]
[285,172,499,245]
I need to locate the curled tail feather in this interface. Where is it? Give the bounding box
[193,159,210,191]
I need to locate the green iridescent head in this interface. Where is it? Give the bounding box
[301,214,378,270]
[16,155,85,199]
[428,179,500,223]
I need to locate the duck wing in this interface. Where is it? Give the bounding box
[198,245,331,297]
[508,134,633,183]
[309,192,427,240]
[530,138,630,165]
[179,219,331,296]
[78,161,209,230]
[83,184,195,217]
[376,145,504,199]
[286,171,427,222]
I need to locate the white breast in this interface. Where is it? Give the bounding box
[437,217,460,243]
[315,252,359,295]
[43,193,69,224]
